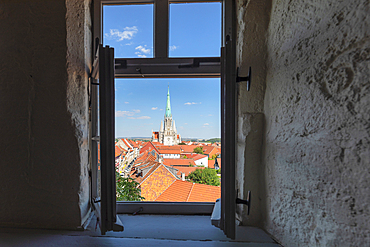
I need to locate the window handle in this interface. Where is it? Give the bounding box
[236,191,251,215]
[236,67,252,91]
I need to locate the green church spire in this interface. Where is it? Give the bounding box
[165,86,172,117]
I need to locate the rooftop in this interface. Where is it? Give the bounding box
[155,180,221,202]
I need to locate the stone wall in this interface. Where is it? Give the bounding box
[236,0,271,227]
[262,0,370,245]
[0,0,91,229]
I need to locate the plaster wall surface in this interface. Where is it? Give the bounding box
[0,0,91,229]
[235,0,271,226]
[262,0,370,245]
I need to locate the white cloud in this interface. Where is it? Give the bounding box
[208,114,213,116]
[170,45,178,51]
[115,110,135,117]
[124,102,129,104]
[202,123,210,128]
[184,102,198,105]
[184,123,188,125]
[135,45,151,54]
[115,109,140,117]
[204,123,209,125]
[137,116,151,119]
[160,109,163,111]
[151,107,158,110]
[105,26,138,41]
[134,45,151,58]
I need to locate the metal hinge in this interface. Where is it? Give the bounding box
[236,67,252,91]
[236,190,251,215]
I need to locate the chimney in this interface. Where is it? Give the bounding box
[181,172,185,181]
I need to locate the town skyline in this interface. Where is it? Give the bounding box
[114,80,221,139]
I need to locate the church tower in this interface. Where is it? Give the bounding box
[152,86,181,145]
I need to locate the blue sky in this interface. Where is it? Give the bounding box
[103,3,221,139]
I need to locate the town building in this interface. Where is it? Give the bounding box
[155,145,182,159]
[152,87,181,145]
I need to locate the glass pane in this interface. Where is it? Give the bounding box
[103,4,153,58]
[169,2,222,57]
[115,78,221,202]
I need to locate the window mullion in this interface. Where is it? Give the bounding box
[154,0,169,58]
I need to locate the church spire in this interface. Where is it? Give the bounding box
[165,86,172,117]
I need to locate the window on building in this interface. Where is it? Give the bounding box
[92,0,236,238]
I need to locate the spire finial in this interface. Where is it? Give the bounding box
[165,85,172,118]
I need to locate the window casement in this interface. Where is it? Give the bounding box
[91,0,237,238]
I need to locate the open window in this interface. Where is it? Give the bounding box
[91,0,237,239]
[90,44,124,234]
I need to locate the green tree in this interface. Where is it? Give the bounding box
[116,171,144,201]
[187,168,220,186]
[182,155,187,159]
[193,146,204,154]
[209,154,218,160]
[178,142,186,145]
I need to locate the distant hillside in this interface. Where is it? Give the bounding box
[205,138,221,143]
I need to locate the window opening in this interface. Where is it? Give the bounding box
[101,1,222,204]
[92,0,237,238]
[103,4,154,58]
[114,78,221,202]
[169,2,221,57]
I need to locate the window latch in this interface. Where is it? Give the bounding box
[93,197,101,203]
[236,67,252,91]
[236,190,251,215]
[178,57,220,68]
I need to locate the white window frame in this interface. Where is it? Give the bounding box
[91,0,237,238]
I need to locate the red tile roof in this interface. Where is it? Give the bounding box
[201,146,217,154]
[176,145,200,153]
[122,138,133,149]
[134,150,157,165]
[152,142,164,146]
[127,139,139,148]
[115,146,124,158]
[140,142,160,155]
[156,145,182,154]
[163,158,196,167]
[183,153,207,161]
[174,166,205,176]
[155,180,220,202]
[139,164,178,201]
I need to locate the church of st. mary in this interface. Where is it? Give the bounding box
[152,87,181,145]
